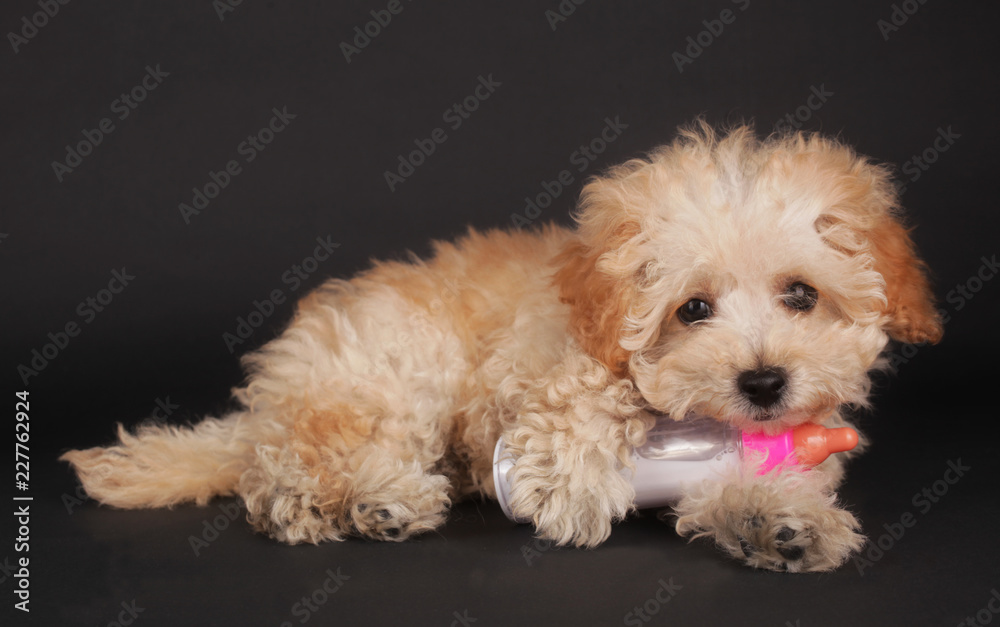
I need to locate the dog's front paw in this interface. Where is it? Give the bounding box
[511,463,635,549]
[530,492,619,548]
[732,509,864,572]
[674,472,865,572]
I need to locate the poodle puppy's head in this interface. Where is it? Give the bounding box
[556,121,942,433]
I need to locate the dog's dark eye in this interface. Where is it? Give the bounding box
[783,282,818,311]
[678,299,712,324]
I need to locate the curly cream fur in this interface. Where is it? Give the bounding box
[62,121,941,571]
[672,465,866,573]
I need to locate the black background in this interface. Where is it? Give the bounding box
[2,1,999,626]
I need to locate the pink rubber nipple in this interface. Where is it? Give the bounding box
[791,423,859,466]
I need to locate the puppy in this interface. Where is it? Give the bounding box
[62,121,942,572]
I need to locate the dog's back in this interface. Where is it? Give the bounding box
[61,224,574,533]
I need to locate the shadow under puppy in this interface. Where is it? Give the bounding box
[62,121,942,572]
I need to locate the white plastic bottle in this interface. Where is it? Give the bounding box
[493,414,858,522]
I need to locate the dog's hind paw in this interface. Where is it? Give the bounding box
[246,486,344,545]
[349,501,417,541]
[346,472,451,542]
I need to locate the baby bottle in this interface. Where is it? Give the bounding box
[493,414,858,522]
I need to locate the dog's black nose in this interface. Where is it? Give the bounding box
[738,368,787,409]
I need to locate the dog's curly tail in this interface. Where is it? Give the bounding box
[60,412,259,509]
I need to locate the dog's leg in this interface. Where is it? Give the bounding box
[340,446,452,541]
[672,461,865,572]
[502,353,651,548]
[236,282,465,544]
[239,445,453,545]
[239,435,453,545]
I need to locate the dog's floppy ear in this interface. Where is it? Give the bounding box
[555,236,634,377]
[554,163,648,377]
[809,139,943,345]
[866,215,943,344]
